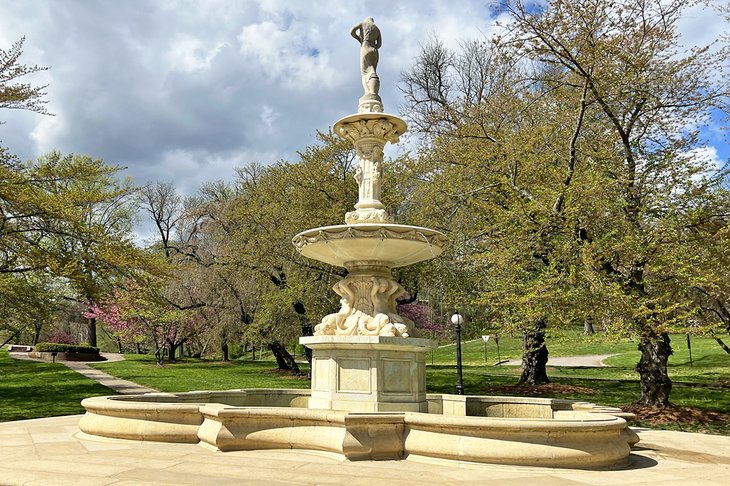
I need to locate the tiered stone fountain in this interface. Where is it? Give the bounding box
[293,21,445,412]
[78,18,639,469]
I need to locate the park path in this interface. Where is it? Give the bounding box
[8,350,157,395]
[504,354,617,367]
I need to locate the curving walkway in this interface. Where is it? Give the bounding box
[8,351,157,395]
[504,354,618,367]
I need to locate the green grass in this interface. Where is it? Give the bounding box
[90,354,311,392]
[429,332,730,435]
[432,331,729,382]
[3,333,728,435]
[0,349,114,422]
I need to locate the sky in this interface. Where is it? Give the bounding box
[1,1,727,213]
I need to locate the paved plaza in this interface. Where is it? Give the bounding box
[1,415,729,485]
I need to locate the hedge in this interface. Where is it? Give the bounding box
[34,342,100,354]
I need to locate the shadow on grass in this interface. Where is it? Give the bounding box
[1,352,114,422]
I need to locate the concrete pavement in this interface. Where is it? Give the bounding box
[1,415,729,485]
[503,354,618,367]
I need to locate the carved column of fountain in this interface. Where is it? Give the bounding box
[294,18,446,413]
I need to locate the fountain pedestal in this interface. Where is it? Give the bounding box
[301,336,436,412]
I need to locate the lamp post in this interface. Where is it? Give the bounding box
[451,313,464,395]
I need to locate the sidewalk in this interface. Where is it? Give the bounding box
[8,351,157,395]
[503,354,617,367]
[1,415,729,485]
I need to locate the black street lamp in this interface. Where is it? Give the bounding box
[451,313,464,395]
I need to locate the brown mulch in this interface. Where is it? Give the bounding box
[482,383,597,396]
[623,404,730,426]
[262,368,309,379]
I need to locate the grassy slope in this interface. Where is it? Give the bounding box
[0,349,114,422]
[91,354,311,392]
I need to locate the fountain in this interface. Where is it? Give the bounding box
[292,18,445,413]
[78,18,639,469]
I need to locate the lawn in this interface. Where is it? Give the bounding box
[91,354,311,392]
[429,331,730,434]
[0,349,114,422]
[3,333,728,435]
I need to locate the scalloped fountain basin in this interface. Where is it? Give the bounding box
[79,390,638,469]
[292,224,447,268]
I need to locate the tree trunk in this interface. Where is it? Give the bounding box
[117,338,123,353]
[136,342,142,354]
[583,315,595,335]
[635,332,672,407]
[716,338,730,355]
[293,301,312,364]
[33,322,42,345]
[268,341,301,374]
[87,317,97,347]
[518,318,550,385]
[1,330,20,349]
[221,342,229,362]
[167,340,176,363]
[174,339,187,361]
[300,324,313,365]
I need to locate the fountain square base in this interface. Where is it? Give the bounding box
[300,336,437,413]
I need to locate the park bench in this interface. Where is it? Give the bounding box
[7,345,32,352]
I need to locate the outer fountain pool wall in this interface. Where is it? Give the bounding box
[79,389,639,469]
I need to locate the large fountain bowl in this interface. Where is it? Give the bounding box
[292,224,447,268]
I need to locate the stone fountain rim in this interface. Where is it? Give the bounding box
[292,223,447,268]
[333,112,408,135]
[293,223,446,242]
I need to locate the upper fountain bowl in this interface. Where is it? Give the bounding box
[292,223,447,269]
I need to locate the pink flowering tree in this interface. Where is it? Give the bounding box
[44,330,77,345]
[397,301,450,341]
[85,287,210,365]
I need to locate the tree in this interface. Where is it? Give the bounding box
[86,282,209,365]
[399,1,730,406]
[505,0,730,406]
[34,152,145,346]
[184,132,363,372]
[399,36,596,385]
[0,36,50,118]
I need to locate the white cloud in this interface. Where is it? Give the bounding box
[237,20,339,90]
[29,113,64,154]
[259,104,279,130]
[0,0,725,212]
[167,34,225,73]
[687,145,723,172]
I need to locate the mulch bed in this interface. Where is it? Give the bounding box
[482,383,597,395]
[623,404,730,426]
[262,368,309,379]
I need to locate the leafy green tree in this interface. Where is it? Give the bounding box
[400,36,597,385]
[400,0,730,407]
[506,0,730,406]
[33,152,145,346]
[0,36,49,117]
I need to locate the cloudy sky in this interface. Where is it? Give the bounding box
[1,0,727,205]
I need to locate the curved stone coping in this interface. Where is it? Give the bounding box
[403,412,633,469]
[292,224,447,268]
[79,389,638,469]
